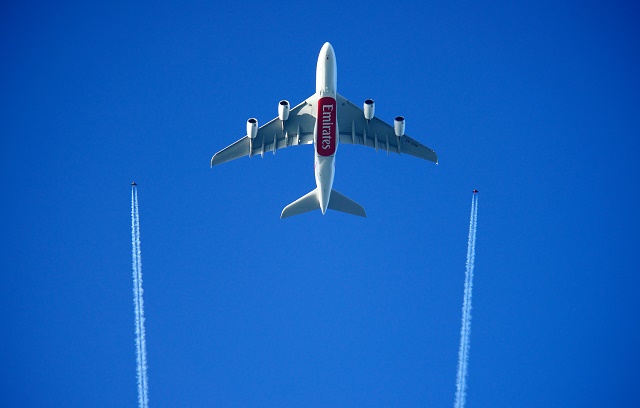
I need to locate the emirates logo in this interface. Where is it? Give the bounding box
[317,97,336,156]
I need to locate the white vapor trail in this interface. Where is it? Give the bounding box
[131,187,149,408]
[454,194,478,408]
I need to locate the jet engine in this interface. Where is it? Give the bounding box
[278,100,290,121]
[394,116,405,137]
[247,118,258,139]
[364,99,375,120]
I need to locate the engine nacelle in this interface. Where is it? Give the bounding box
[247,118,258,139]
[364,99,375,120]
[278,100,290,121]
[394,116,405,137]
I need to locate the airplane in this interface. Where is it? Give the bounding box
[131,182,137,186]
[473,189,478,194]
[210,42,437,218]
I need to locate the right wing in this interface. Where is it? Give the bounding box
[335,93,438,163]
[211,95,317,166]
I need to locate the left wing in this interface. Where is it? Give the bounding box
[211,95,317,166]
[336,94,438,163]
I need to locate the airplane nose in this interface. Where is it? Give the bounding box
[321,42,334,59]
[316,42,337,95]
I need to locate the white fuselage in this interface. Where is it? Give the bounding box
[314,42,338,214]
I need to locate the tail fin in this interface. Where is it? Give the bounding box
[281,189,320,219]
[328,189,366,217]
[280,188,367,219]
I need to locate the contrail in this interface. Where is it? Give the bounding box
[131,185,149,408]
[454,194,478,408]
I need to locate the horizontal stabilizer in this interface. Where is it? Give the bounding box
[328,189,366,217]
[281,189,320,219]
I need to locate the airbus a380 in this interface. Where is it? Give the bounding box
[210,42,438,218]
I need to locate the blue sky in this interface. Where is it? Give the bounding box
[2,1,639,406]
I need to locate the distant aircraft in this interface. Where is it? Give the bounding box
[210,42,438,218]
[131,182,137,186]
[473,189,478,194]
